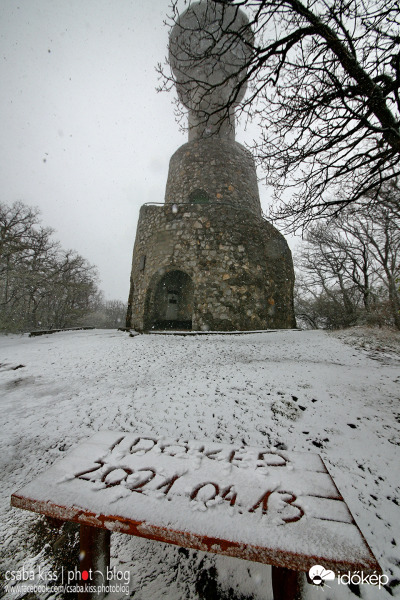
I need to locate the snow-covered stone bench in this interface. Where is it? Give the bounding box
[11,432,381,600]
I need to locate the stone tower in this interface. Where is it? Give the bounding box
[127,1,295,332]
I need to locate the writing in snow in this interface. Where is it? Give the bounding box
[12,431,380,572]
[69,435,335,525]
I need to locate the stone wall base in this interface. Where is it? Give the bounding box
[127,203,296,332]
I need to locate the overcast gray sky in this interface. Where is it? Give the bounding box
[0,0,295,302]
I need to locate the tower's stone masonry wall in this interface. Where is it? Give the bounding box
[127,3,296,332]
[128,203,295,331]
[165,139,261,217]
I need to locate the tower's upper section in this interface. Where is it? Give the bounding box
[169,1,254,141]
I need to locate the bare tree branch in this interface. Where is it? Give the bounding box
[295,184,400,328]
[160,0,400,230]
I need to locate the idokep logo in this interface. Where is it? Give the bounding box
[309,565,336,587]
[308,565,389,591]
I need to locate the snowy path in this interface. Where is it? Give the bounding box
[0,329,399,599]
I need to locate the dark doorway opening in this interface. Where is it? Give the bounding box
[150,270,193,330]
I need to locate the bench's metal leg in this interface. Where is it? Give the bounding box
[272,566,303,600]
[79,525,111,600]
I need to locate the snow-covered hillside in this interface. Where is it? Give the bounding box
[0,328,399,599]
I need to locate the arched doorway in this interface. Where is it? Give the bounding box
[150,270,193,330]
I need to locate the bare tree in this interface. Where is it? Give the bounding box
[1,202,56,329]
[295,192,400,328]
[85,295,127,328]
[358,206,400,329]
[161,0,400,229]
[45,250,99,329]
[294,273,362,328]
[295,229,363,328]
[0,201,99,332]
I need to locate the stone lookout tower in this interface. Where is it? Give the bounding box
[127,1,295,332]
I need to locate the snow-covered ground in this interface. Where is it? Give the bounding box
[0,328,399,599]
